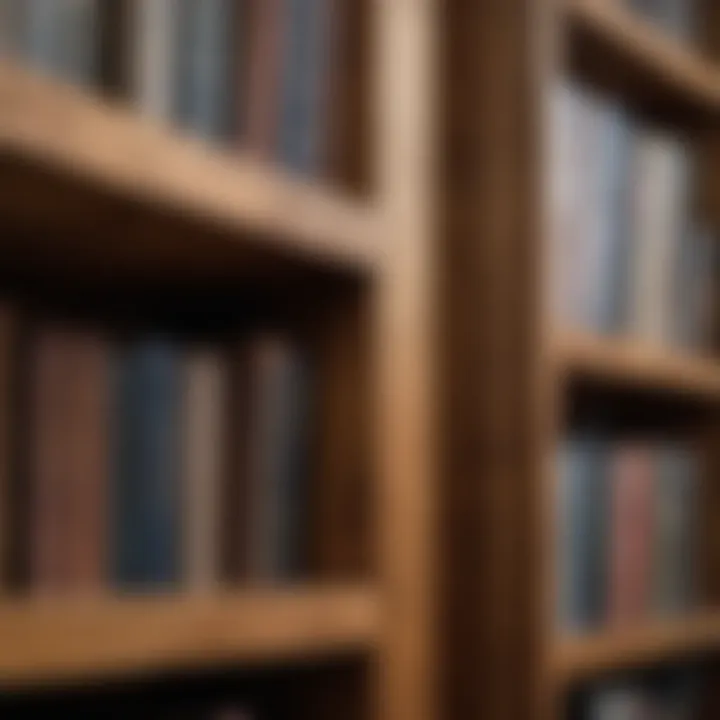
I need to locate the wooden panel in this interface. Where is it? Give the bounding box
[0,62,380,276]
[564,0,720,118]
[374,0,436,719]
[552,614,720,685]
[553,330,720,399]
[440,0,553,719]
[0,587,380,687]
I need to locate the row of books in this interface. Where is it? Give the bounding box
[0,0,340,176]
[549,79,717,351]
[573,670,702,720]
[0,305,314,593]
[627,0,696,42]
[557,437,698,633]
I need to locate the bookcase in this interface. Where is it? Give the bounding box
[442,1,720,719]
[0,1,435,719]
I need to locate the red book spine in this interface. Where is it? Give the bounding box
[607,444,655,626]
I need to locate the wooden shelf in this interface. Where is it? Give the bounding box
[563,0,720,116]
[553,613,720,685]
[0,586,381,687]
[551,329,720,399]
[0,61,381,282]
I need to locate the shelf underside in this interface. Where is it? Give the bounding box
[0,586,380,688]
[564,0,720,119]
[0,62,381,286]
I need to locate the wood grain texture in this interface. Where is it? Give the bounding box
[552,613,720,685]
[0,61,380,275]
[0,586,380,687]
[552,329,720,399]
[374,0,437,719]
[564,0,720,114]
[441,0,556,718]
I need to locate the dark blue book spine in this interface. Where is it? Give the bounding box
[113,341,180,588]
[558,436,608,632]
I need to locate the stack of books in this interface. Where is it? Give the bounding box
[0,303,315,594]
[557,435,699,633]
[0,0,340,176]
[549,79,717,351]
[626,0,697,42]
[574,669,702,720]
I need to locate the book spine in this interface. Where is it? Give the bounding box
[129,0,178,120]
[607,444,654,626]
[244,0,285,155]
[114,341,180,588]
[0,0,24,58]
[627,132,687,345]
[548,80,583,327]
[59,0,99,88]
[181,351,227,590]
[557,436,608,631]
[279,0,332,175]
[28,328,73,594]
[575,86,609,330]
[176,0,238,141]
[246,338,286,581]
[271,348,310,578]
[64,333,111,591]
[23,0,61,74]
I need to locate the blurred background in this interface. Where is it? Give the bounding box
[1,0,719,718]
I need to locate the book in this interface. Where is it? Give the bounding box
[245,336,310,581]
[176,0,239,141]
[244,0,285,156]
[278,0,334,174]
[28,327,73,593]
[557,436,608,631]
[651,445,697,616]
[0,0,24,58]
[607,444,654,626]
[62,332,111,591]
[128,0,180,120]
[23,0,99,87]
[626,130,689,345]
[27,326,111,594]
[113,340,180,589]
[181,350,228,589]
[548,80,588,328]
[673,225,717,352]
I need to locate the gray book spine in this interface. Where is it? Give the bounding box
[0,0,24,57]
[24,0,98,87]
[279,0,330,174]
[176,0,238,140]
[595,104,634,333]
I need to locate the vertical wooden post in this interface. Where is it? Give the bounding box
[374,1,436,719]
